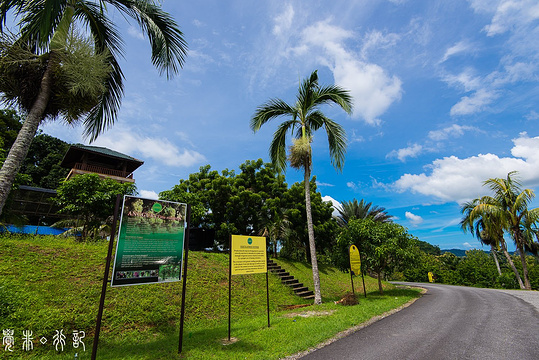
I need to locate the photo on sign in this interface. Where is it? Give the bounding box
[111,196,187,287]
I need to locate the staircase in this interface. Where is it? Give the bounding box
[267,259,314,300]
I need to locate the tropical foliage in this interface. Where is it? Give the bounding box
[460,172,539,289]
[250,69,353,304]
[54,173,136,240]
[0,0,187,217]
[335,198,393,227]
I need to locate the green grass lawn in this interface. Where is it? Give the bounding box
[0,234,420,359]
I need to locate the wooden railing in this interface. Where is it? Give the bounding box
[73,163,132,178]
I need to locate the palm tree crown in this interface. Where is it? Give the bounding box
[336,199,393,227]
[250,70,352,173]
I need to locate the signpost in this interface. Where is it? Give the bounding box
[92,196,189,359]
[228,235,269,341]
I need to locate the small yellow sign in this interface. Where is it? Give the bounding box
[231,235,267,275]
[428,272,434,283]
[349,245,361,276]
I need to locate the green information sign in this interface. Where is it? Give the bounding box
[111,196,187,287]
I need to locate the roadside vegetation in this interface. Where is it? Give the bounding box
[0,233,420,359]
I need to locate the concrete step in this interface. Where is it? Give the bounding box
[290,282,304,289]
[293,286,309,293]
[297,291,314,298]
[280,275,294,281]
[276,272,290,277]
[282,278,299,285]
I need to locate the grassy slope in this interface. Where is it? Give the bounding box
[0,235,420,359]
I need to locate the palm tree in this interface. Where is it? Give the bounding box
[250,70,353,304]
[469,172,539,290]
[0,0,187,217]
[336,198,393,227]
[460,199,505,278]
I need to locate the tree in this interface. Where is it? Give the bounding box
[461,199,504,277]
[337,218,417,294]
[466,172,539,290]
[335,198,393,227]
[0,0,188,217]
[160,160,289,247]
[54,173,135,240]
[250,70,352,304]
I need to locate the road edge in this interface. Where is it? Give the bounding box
[282,285,427,360]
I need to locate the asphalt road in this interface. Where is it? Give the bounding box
[300,283,539,360]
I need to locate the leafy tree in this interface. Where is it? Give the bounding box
[54,173,135,240]
[417,240,441,256]
[160,160,288,247]
[20,132,69,188]
[251,70,352,304]
[0,0,187,217]
[467,172,539,289]
[337,218,418,294]
[279,178,337,263]
[335,198,393,227]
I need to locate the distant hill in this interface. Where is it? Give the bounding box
[442,249,515,257]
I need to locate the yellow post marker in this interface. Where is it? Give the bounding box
[428,272,434,283]
[349,245,361,276]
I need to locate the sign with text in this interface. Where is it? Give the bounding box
[349,245,361,276]
[230,235,267,275]
[111,196,187,286]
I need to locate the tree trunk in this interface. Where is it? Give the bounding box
[0,53,56,217]
[304,169,322,305]
[500,239,525,289]
[517,243,531,290]
[377,271,383,294]
[490,245,502,276]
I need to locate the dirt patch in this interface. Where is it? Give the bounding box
[278,304,312,311]
[282,310,335,318]
[221,337,239,345]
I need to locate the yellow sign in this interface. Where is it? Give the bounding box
[231,235,267,275]
[428,272,434,283]
[349,245,361,275]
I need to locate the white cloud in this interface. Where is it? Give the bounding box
[525,111,539,121]
[427,124,478,141]
[393,133,539,203]
[298,20,403,125]
[450,89,499,116]
[127,26,145,40]
[463,242,473,248]
[91,129,206,168]
[316,182,335,187]
[468,0,539,36]
[405,211,424,226]
[139,190,159,200]
[441,41,473,62]
[387,143,423,162]
[273,4,294,36]
[322,195,341,217]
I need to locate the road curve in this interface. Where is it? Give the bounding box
[300,283,539,360]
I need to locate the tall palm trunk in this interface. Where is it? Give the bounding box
[304,167,322,305]
[500,239,525,289]
[0,53,56,216]
[490,245,502,276]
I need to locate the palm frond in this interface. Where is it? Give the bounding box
[107,0,187,78]
[250,98,296,132]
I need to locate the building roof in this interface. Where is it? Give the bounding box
[60,144,144,174]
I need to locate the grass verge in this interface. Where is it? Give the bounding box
[0,234,421,359]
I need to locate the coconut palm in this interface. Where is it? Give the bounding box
[0,0,187,216]
[336,198,393,227]
[460,199,508,279]
[469,172,539,290]
[250,70,352,304]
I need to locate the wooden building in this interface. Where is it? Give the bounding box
[61,144,144,183]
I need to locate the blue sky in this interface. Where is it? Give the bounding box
[30,0,539,250]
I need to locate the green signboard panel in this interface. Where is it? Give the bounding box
[111,196,187,287]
